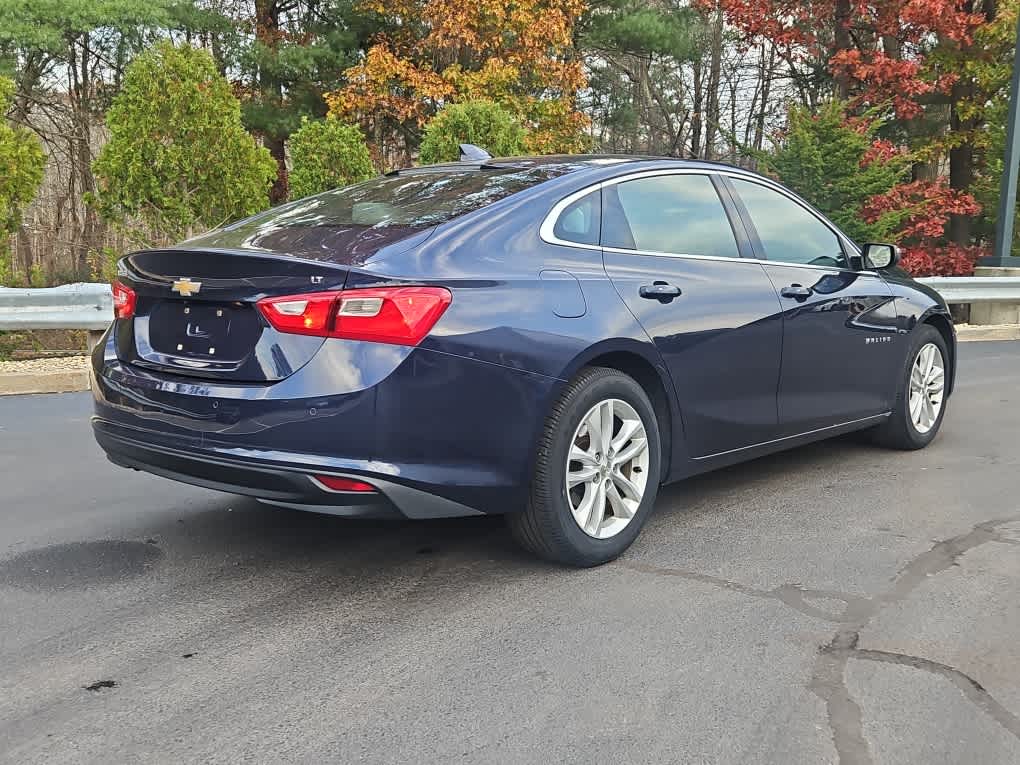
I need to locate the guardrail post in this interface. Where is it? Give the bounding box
[86,330,105,352]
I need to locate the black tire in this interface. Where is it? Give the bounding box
[508,366,662,567]
[869,324,949,450]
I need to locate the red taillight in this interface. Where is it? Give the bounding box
[256,292,338,336]
[313,475,377,493]
[257,286,451,346]
[112,281,136,320]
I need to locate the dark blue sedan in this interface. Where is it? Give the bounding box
[92,153,955,566]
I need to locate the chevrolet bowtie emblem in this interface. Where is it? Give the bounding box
[171,278,202,297]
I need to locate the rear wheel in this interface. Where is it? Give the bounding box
[509,367,661,566]
[870,325,949,450]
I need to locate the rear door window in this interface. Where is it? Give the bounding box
[603,174,740,258]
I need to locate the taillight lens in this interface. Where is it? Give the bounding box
[257,286,451,346]
[112,281,136,319]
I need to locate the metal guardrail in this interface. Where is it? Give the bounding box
[917,276,1020,304]
[0,277,1017,337]
[0,283,113,331]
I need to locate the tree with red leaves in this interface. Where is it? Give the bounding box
[861,180,985,275]
[715,0,1002,275]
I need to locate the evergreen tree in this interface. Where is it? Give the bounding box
[288,117,375,199]
[93,42,277,243]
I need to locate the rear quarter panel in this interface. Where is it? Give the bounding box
[348,175,687,480]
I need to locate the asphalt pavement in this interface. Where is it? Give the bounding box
[1,341,1018,764]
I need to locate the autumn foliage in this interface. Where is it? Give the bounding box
[715,0,983,118]
[861,180,984,275]
[326,0,590,165]
[715,0,999,275]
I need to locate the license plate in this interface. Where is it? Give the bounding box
[171,303,232,356]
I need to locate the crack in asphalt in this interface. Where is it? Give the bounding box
[619,560,870,624]
[810,517,1020,764]
[621,515,1020,764]
[849,648,1020,741]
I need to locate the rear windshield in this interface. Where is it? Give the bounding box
[216,166,570,235]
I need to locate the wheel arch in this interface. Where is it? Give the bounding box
[555,340,681,481]
[920,310,956,396]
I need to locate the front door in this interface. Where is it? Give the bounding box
[726,177,902,436]
[600,172,784,459]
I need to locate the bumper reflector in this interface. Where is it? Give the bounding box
[313,475,377,493]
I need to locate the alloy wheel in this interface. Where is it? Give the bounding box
[565,398,649,539]
[908,342,945,434]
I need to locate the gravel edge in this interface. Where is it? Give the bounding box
[0,356,91,395]
[0,327,1015,396]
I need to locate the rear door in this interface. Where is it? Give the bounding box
[725,176,901,435]
[599,171,784,458]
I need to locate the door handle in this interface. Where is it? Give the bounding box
[780,284,812,300]
[639,282,682,303]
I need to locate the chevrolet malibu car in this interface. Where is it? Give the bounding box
[91,154,955,566]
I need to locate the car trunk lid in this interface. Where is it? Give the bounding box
[115,248,350,383]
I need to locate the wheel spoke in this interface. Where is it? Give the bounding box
[614,436,647,466]
[909,391,924,422]
[606,482,634,520]
[598,400,614,455]
[569,444,596,467]
[585,481,606,535]
[587,414,599,454]
[911,365,924,390]
[923,346,936,378]
[568,465,599,487]
[572,485,596,528]
[612,470,643,503]
[611,418,641,453]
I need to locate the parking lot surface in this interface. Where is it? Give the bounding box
[1,342,1018,764]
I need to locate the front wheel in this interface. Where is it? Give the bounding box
[870,324,949,450]
[509,367,661,567]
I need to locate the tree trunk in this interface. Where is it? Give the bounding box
[635,56,652,153]
[948,80,975,247]
[834,0,852,99]
[690,60,703,158]
[728,73,738,162]
[703,6,724,160]
[753,44,776,155]
[948,0,981,247]
[255,0,288,203]
[67,34,105,279]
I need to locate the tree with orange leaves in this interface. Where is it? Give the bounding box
[326,0,590,165]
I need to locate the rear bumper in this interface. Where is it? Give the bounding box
[94,418,484,519]
[91,327,560,517]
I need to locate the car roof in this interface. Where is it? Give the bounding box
[392,154,759,183]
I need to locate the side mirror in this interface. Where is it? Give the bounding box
[862,243,901,270]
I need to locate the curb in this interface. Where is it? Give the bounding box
[0,370,91,396]
[956,325,1020,342]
